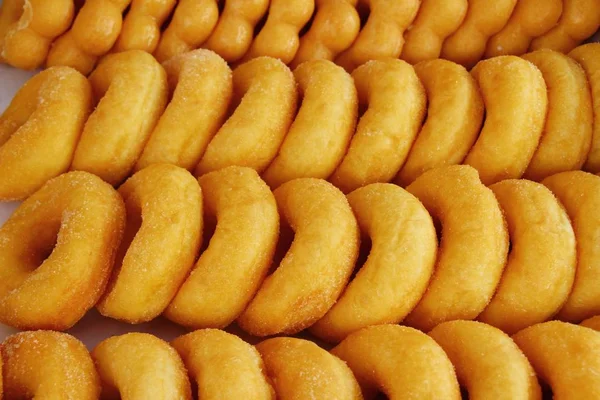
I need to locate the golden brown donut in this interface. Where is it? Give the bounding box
[581,315,600,331]
[0,171,125,330]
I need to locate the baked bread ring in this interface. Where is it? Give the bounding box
[172,329,274,399]
[165,166,278,329]
[311,183,436,343]
[135,49,233,172]
[238,178,359,336]
[331,324,460,399]
[403,165,508,331]
[256,337,362,399]
[71,50,168,186]
[2,331,100,399]
[97,164,202,324]
[0,171,125,330]
[263,59,357,189]
[0,66,92,201]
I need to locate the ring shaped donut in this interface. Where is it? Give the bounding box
[396,59,484,186]
[238,178,359,336]
[403,165,508,331]
[136,49,233,172]
[263,59,357,189]
[2,331,100,399]
[195,57,296,176]
[330,59,426,194]
[311,183,436,343]
[429,321,541,399]
[97,164,202,324]
[331,325,460,399]
[256,337,362,399]
[0,66,91,201]
[464,56,547,185]
[0,171,124,330]
[71,50,168,186]
[92,333,192,399]
[165,166,278,329]
[513,321,600,398]
[172,329,274,399]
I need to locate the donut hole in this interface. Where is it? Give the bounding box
[298,7,317,37]
[461,386,469,399]
[430,214,442,245]
[199,211,217,255]
[356,2,371,28]
[349,234,372,281]
[541,381,553,400]
[268,222,295,275]
[253,9,269,36]
[30,220,61,267]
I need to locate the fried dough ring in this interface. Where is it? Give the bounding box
[165,166,278,329]
[478,179,576,334]
[485,0,562,57]
[135,49,233,172]
[238,178,359,336]
[263,59,357,188]
[396,59,484,186]
[71,50,168,186]
[311,183,436,343]
[330,59,425,193]
[521,50,593,181]
[429,320,541,399]
[2,331,100,399]
[513,321,600,398]
[256,337,362,399]
[403,165,508,331]
[0,0,74,70]
[464,56,547,185]
[400,0,468,64]
[195,57,296,176]
[0,171,125,330]
[542,171,600,321]
[581,315,600,331]
[172,329,274,399]
[331,325,460,399]
[92,333,192,399]
[0,66,92,201]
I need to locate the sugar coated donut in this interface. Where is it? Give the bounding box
[0,171,125,330]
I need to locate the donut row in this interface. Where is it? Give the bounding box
[0,0,599,73]
[2,319,600,399]
[2,44,600,202]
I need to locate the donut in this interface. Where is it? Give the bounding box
[262,59,357,189]
[396,59,484,186]
[331,324,460,399]
[478,180,576,334]
[485,0,563,57]
[429,320,541,399]
[238,178,359,336]
[256,337,361,399]
[165,166,278,329]
[335,0,420,72]
[2,331,100,399]
[569,43,600,173]
[0,171,124,330]
[463,56,547,185]
[0,0,74,70]
[400,0,468,64]
[311,183,436,343]
[135,49,233,172]
[441,0,517,68]
[581,316,600,331]
[330,59,426,193]
[172,329,274,399]
[542,171,600,322]
[71,50,168,186]
[521,49,593,181]
[0,66,92,201]
[195,57,296,176]
[153,0,218,63]
[513,321,600,398]
[92,333,192,399]
[530,0,600,53]
[97,164,202,324]
[202,0,269,63]
[290,0,360,68]
[403,165,508,331]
